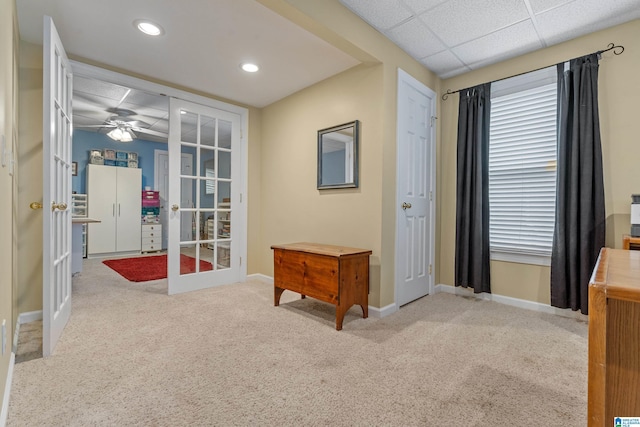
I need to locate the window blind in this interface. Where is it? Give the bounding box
[489,76,557,257]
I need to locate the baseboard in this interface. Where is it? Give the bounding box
[246,274,395,318]
[18,311,42,325]
[368,303,397,318]
[0,352,15,427]
[246,273,273,284]
[435,284,588,321]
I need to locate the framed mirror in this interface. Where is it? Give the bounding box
[317,120,360,189]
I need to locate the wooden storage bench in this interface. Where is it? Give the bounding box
[271,242,371,330]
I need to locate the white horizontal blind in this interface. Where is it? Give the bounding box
[489,68,557,257]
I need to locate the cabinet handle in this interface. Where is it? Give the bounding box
[113,203,115,216]
[119,204,121,216]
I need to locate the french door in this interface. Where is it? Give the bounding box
[167,98,242,294]
[42,16,73,356]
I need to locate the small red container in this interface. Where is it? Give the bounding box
[142,199,160,207]
[142,191,160,200]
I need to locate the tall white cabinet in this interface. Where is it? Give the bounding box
[87,164,142,256]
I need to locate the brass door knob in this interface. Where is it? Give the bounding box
[30,202,43,210]
[51,202,68,212]
[171,204,179,212]
[401,202,412,210]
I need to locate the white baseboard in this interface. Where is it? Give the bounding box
[0,352,15,427]
[435,284,588,321]
[246,274,396,318]
[18,311,42,325]
[368,303,397,318]
[246,273,273,284]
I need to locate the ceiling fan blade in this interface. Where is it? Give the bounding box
[75,124,117,128]
[131,127,168,138]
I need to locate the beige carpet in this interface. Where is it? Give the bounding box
[8,258,588,426]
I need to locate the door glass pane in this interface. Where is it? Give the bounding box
[200,148,215,177]
[180,244,198,275]
[201,116,216,147]
[181,111,198,144]
[219,119,232,149]
[218,181,231,208]
[180,211,195,242]
[201,245,214,271]
[200,212,214,241]
[218,151,231,179]
[218,210,231,239]
[217,242,231,270]
[180,178,195,209]
[201,182,215,208]
[181,145,196,176]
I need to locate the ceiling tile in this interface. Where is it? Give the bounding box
[439,65,474,80]
[528,0,575,14]
[401,0,449,15]
[421,49,467,76]
[74,76,130,101]
[386,18,447,59]
[340,0,413,30]
[535,0,640,45]
[452,20,543,69]
[419,0,531,46]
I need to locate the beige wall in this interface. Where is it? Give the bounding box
[260,64,385,305]
[438,19,640,303]
[258,0,439,307]
[0,0,17,412]
[17,41,43,315]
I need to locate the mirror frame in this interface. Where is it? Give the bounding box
[317,120,360,190]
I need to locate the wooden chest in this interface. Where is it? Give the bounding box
[271,242,371,330]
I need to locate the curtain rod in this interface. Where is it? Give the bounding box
[441,43,624,101]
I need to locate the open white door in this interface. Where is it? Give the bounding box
[395,69,436,307]
[168,98,242,294]
[42,16,73,356]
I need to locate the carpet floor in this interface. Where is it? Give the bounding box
[7,257,588,426]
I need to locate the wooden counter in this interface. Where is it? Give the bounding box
[271,242,371,330]
[588,248,640,426]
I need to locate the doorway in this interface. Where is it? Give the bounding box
[69,61,249,289]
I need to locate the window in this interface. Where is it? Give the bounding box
[489,67,557,265]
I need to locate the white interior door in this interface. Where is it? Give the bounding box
[395,69,436,307]
[168,97,242,294]
[43,16,73,356]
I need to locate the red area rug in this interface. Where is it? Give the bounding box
[103,254,213,282]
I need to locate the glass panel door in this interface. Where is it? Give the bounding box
[168,98,241,294]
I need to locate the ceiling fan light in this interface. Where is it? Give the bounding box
[120,130,134,142]
[107,127,124,141]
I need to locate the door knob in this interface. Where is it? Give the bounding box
[51,202,68,211]
[171,204,179,212]
[402,202,412,210]
[30,202,43,210]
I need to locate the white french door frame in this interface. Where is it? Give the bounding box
[69,61,249,285]
[394,68,437,307]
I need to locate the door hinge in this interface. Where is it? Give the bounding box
[240,256,242,266]
[429,191,432,201]
[429,264,432,275]
[430,116,437,127]
[240,193,242,203]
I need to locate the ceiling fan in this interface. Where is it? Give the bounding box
[75,108,168,142]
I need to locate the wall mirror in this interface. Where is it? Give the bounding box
[317,120,359,189]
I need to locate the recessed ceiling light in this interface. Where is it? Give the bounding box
[134,19,164,36]
[241,63,259,73]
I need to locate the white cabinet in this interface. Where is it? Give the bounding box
[87,164,141,256]
[142,224,162,253]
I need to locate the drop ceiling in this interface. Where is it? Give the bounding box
[340,0,640,78]
[16,0,640,144]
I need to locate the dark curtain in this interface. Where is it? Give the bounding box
[551,54,605,315]
[455,83,491,294]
